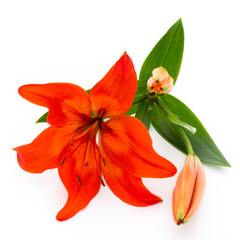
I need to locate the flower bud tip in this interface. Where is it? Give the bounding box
[121,51,127,57]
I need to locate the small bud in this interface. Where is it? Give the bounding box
[147,67,174,94]
[172,154,206,225]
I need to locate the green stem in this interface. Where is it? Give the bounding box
[132,94,148,105]
[177,127,194,154]
[154,97,194,154]
[148,98,154,111]
[154,97,172,115]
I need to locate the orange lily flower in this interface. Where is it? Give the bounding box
[14,53,177,221]
[172,154,206,225]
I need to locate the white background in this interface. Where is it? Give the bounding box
[0,0,239,239]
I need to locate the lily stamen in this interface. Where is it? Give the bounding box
[77,175,82,186]
[99,176,106,187]
[60,157,66,166]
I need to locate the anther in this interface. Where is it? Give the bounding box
[60,157,66,166]
[83,161,89,167]
[99,176,106,186]
[77,175,82,186]
[102,159,106,166]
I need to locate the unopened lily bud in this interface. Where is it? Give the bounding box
[147,67,174,94]
[172,154,206,225]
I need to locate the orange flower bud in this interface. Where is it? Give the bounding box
[147,67,173,94]
[172,154,206,225]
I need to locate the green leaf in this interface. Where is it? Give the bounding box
[36,111,48,123]
[125,104,138,116]
[136,79,149,95]
[138,18,184,95]
[167,113,196,134]
[135,100,152,129]
[121,93,145,115]
[152,94,230,167]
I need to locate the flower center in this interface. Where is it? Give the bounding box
[89,117,102,141]
[71,114,103,143]
[153,80,163,92]
[64,115,106,187]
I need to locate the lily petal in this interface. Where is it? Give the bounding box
[183,155,206,222]
[56,134,100,221]
[101,154,162,206]
[174,154,197,221]
[13,126,72,173]
[89,53,137,118]
[172,154,206,224]
[18,83,92,127]
[152,67,169,84]
[100,115,177,178]
[160,75,174,94]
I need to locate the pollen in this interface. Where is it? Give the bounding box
[99,176,106,186]
[60,157,66,166]
[102,159,107,166]
[83,161,89,167]
[77,175,82,186]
